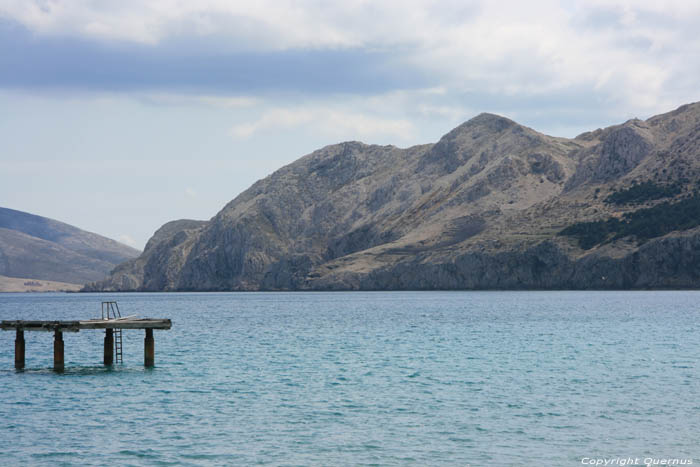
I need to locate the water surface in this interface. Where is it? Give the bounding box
[0,291,698,465]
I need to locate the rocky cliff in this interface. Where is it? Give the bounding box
[86,102,700,291]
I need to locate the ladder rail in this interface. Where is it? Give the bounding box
[114,328,123,363]
[101,301,124,363]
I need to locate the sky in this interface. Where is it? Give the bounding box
[1,0,699,250]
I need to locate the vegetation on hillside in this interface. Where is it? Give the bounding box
[560,195,700,249]
[604,180,682,205]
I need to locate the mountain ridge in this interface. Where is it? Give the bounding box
[86,101,700,291]
[0,207,140,288]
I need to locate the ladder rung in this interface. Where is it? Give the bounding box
[114,327,123,363]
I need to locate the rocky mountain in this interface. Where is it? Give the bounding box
[0,207,140,288]
[87,102,700,291]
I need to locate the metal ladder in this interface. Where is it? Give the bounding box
[101,301,123,363]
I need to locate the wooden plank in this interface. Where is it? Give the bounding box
[1,320,80,332]
[78,319,172,330]
[1,319,171,331]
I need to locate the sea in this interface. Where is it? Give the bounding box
[0,291,698,466]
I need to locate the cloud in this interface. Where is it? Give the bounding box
[0,0,480,48]
[185,187,197,198]
[117,233,139,248]
[1,1,699,131]
[230,107,414,142]
[140,93,259,108]
[0,19,427,95]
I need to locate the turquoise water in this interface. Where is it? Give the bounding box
[0,291,698,466]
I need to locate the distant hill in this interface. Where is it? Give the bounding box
[0,207,140,289]
[0,275,81,293]
[88,102,700,291]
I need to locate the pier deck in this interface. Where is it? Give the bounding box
[1,318,172,332]
[1,312,172,371]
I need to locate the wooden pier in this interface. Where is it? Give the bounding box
[1,302,171,371]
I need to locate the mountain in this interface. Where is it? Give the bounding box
[87,102,700,291]
[0,207,140,289]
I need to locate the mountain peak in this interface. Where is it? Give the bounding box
[468,112,516,127]
[441,113,517,139]
[415,112,552,176]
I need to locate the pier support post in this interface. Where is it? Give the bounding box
[53,330,64,372]
[144,329,154,367]
[104,328,114,366]
[15,329,25,370]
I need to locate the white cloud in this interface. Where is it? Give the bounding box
[140,93,259,108]
[117,233,138,248]
[185,187,197,198]
[2,0,699,128]
[4,2,700,107]
[230,107,414,142]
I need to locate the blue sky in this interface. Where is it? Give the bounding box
[1,0,699,249]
